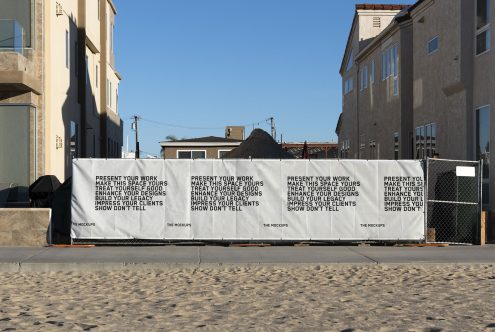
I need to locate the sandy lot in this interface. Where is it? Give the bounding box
[1,265,495,331]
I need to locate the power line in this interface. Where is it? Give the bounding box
[138,116,273,131]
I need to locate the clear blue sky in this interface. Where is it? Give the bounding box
[114,0,412,156]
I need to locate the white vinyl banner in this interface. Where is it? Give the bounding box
[71,159,425,241]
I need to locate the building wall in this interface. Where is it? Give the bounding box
[339,8,405,159]
[412,0,467,160]
[357,28,403,160]
[338,0,495,208]
[0,0,44,187]
[0,0,123,188]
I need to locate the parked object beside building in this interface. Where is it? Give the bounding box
[282,142,339,159]
[337,0,494,208]
[0,0,123,204]
[159,126,244,159]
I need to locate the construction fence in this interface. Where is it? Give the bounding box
[69,158,483,245]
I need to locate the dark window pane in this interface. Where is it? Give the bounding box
[477,0,489,29]
[415,127,421,159]
[428,37,439,54]
[476,106,490,180]
[178,151,191,159]
[0,106,33,186]
[420,126,425,159]
[426,125,432,157]
[476,30,489,55]
[191,151,206,159]
[71,122,79,159]
[0,0,32,48]
[431,123,437,156]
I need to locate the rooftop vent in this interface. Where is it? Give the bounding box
[373,17,381,28]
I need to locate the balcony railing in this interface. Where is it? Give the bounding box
[0,19,24,54]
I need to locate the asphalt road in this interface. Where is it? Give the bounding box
[0,245,494,272]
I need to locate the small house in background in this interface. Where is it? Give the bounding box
[282,142,339,159]
[159,126,244,159]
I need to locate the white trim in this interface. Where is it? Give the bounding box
[176,149,207,159]
[475,25,491,56]
[161,142,242,147]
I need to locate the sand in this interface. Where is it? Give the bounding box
[1,264,495,331]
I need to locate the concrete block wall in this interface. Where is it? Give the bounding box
[0,208,51,246]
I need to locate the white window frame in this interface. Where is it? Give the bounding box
[176,150,207,159]
[476,25,491,56]
[427,36,439,55]
[218,149,231,158]
[476,0,491,56]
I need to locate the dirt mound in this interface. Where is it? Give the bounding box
[223,129,294,159]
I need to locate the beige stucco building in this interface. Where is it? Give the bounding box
[0,0,123,196]
[337,0,494,206]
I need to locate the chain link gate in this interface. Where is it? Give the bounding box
[425,158,482,244]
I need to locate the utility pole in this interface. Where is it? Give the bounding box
[132,115,140,159]
[269,117,276,139]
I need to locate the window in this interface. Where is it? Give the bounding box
[0,0,34,48]
[70,121,79,159]
[476,0,490,55]
[371,59,375,84]
[344,77,353,95]
[75,42,78,76]
[382,52,386,80]
[382,44,399,95]
[109,81,112,108]
[65,30,69,69]
[415,123,437,159]
[382,44,398,80]
[340,139,350,159]
[218,150,231,158]
[360,66,368,91]
[477,0,489,29]
[96,64,99,87]
[428,36,439,54]
[0,105,35,186]
[85,55,89,84]
[177,150,206,159]
[97,0,100,20]
[393,132,399,160]
[346,50,354,72]
[475,105,490,204]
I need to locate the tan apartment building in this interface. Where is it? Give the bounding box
[337,0,494,206]
[160,126,244,159]
[0,0,123,197]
